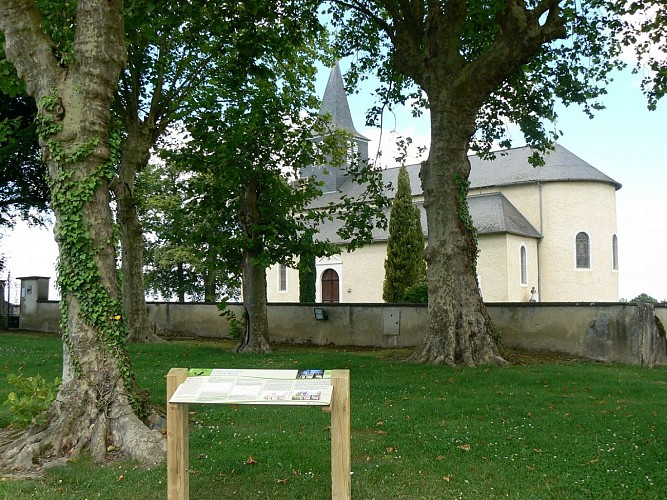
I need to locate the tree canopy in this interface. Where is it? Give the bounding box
[326,0,624,365]
[0,92,50,227]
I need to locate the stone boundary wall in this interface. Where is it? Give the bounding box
[18,301,667,366]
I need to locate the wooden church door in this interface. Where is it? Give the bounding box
[321,269,340,303]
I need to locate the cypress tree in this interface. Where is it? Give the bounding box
[298,246,317,302]
[383,165,427,302]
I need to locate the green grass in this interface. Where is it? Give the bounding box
[0,332,665,499]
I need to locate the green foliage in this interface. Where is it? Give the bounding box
[401,280,428,303]
[137,161,240,302]
[3,374,61,428]
[454,173,479,273]
[0,93,50,227]
[298,246,317,303]
[631,293,658,304]
[216,298,243,340]
[329,1,623,158]
[607,0,667,110]
[383,165,426,302]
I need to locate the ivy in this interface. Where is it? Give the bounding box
[38,93,147,417]
[454,174,479,273]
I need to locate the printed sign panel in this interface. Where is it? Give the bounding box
[169,368,333,406]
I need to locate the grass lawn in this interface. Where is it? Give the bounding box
[0,331,665,499]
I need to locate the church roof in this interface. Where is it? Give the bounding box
[468,143,622,190]
[468,193,541,238]
[312,192,540,244]
[308,143,620,209]
[319,62,369,141]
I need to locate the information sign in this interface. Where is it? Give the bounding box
[169,368,333,405]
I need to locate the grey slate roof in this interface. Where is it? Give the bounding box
[308,143,620,209]
[319,62,369,141]
[468,143,622,190]
[468,193,541,238]
[312,193,539,244]
[307,143,620,244]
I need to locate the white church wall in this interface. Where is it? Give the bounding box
[539,181,619,301]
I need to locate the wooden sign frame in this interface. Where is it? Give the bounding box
[166,368,350,499]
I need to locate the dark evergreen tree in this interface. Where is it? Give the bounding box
[298,242,317,303]
[0,92,50,227]
[383,165,426,302]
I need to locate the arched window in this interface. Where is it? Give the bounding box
[575,232,591,269]
[612,234,618,271]
[520,246,527,285]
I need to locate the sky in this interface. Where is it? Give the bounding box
[2,59,666,303]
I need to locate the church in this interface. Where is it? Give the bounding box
[267,64,621,304]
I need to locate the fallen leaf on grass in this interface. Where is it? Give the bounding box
[581,459,598,467]
[375,430,387,435]
[276,478,288,484]
[457,444,471,452]
[443,475,452,482]
[117,474,125,482]
[386,447,394,453]
[245,456,257,465]
[436,455,446,461]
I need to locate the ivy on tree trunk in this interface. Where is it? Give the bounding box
[0,0,165,471]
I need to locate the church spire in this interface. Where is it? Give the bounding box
[319,62,368,140]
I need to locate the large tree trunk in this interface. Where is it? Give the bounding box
[409,96,505,366]
[236,251,271,353]
[0,0,166,471]
[235,180,270,353]
[112,124,161,342]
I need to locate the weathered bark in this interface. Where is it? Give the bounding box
[384,1,568,366]
[409,97,505,366]
[235,180,271,353]
[0,0,166,471]
[177,262,186,303]
[203,267,217,303]
[112,124,161,342]
[236,252,271,353]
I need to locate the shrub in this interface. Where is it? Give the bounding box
[631,293,658,304]
[401,280,428,303]
[3,374,61,428]
[217,297,243,340]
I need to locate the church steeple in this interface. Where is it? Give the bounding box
[302,62,370,193]
[319,61,368,141]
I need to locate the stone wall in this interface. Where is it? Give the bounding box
[20,301,667,366]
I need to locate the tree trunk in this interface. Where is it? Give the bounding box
[203,267,217,303]
[235,251,271,353]
[177,262,186,303]
[0,0,166,471]
[235,180,270,353]
[113,124,161,342]
[409,96,505,366]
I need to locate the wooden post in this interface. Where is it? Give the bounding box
[167,368,189,500]
[330,369,351,499]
